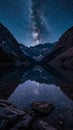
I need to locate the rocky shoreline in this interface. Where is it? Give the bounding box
[0,99,57,130]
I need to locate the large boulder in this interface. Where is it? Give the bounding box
[0,99,33,130]
[0,99,56,130]
[31,102,54,115]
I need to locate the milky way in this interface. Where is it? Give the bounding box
[31,0,49,45]
[0,0,73,46]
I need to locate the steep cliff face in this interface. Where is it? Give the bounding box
[55,26,73,51]
[0,23,34,65]
[42,26,73,70]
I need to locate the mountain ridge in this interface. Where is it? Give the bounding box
[42,26,73,70]
[0,23,34,66]
[20,42,56,61]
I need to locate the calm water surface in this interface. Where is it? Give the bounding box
[0,66,73,129]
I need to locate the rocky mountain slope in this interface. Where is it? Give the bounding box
[20,43,55,61]
[42,26,73,70]
[0,23,34,66]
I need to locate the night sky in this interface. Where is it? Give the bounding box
[0,0,73,46]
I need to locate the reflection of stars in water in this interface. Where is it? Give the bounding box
[36,82,40,87]
[34,88,39,95]
[31,81,40,95]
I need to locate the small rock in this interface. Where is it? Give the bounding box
[11,114,33,129]
[31,102,54,115]
[25,109,37,118]
[59,121,63,126]
[0,119,8,129]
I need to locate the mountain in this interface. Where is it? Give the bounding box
[42,26,73,70]
[20,42,55,61]
[0,23,34,66]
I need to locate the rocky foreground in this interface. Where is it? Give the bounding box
[0,99,57,130]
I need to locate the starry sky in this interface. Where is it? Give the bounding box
[0,0,73,46]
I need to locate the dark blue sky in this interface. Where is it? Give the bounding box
[0,0,73,46]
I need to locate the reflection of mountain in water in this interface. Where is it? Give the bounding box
[20,66,73,101]
[20,66,60,85]
[21,66,73,85]
[0,66,73,101]
[0,66,33,99]
[7,66,73,130]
